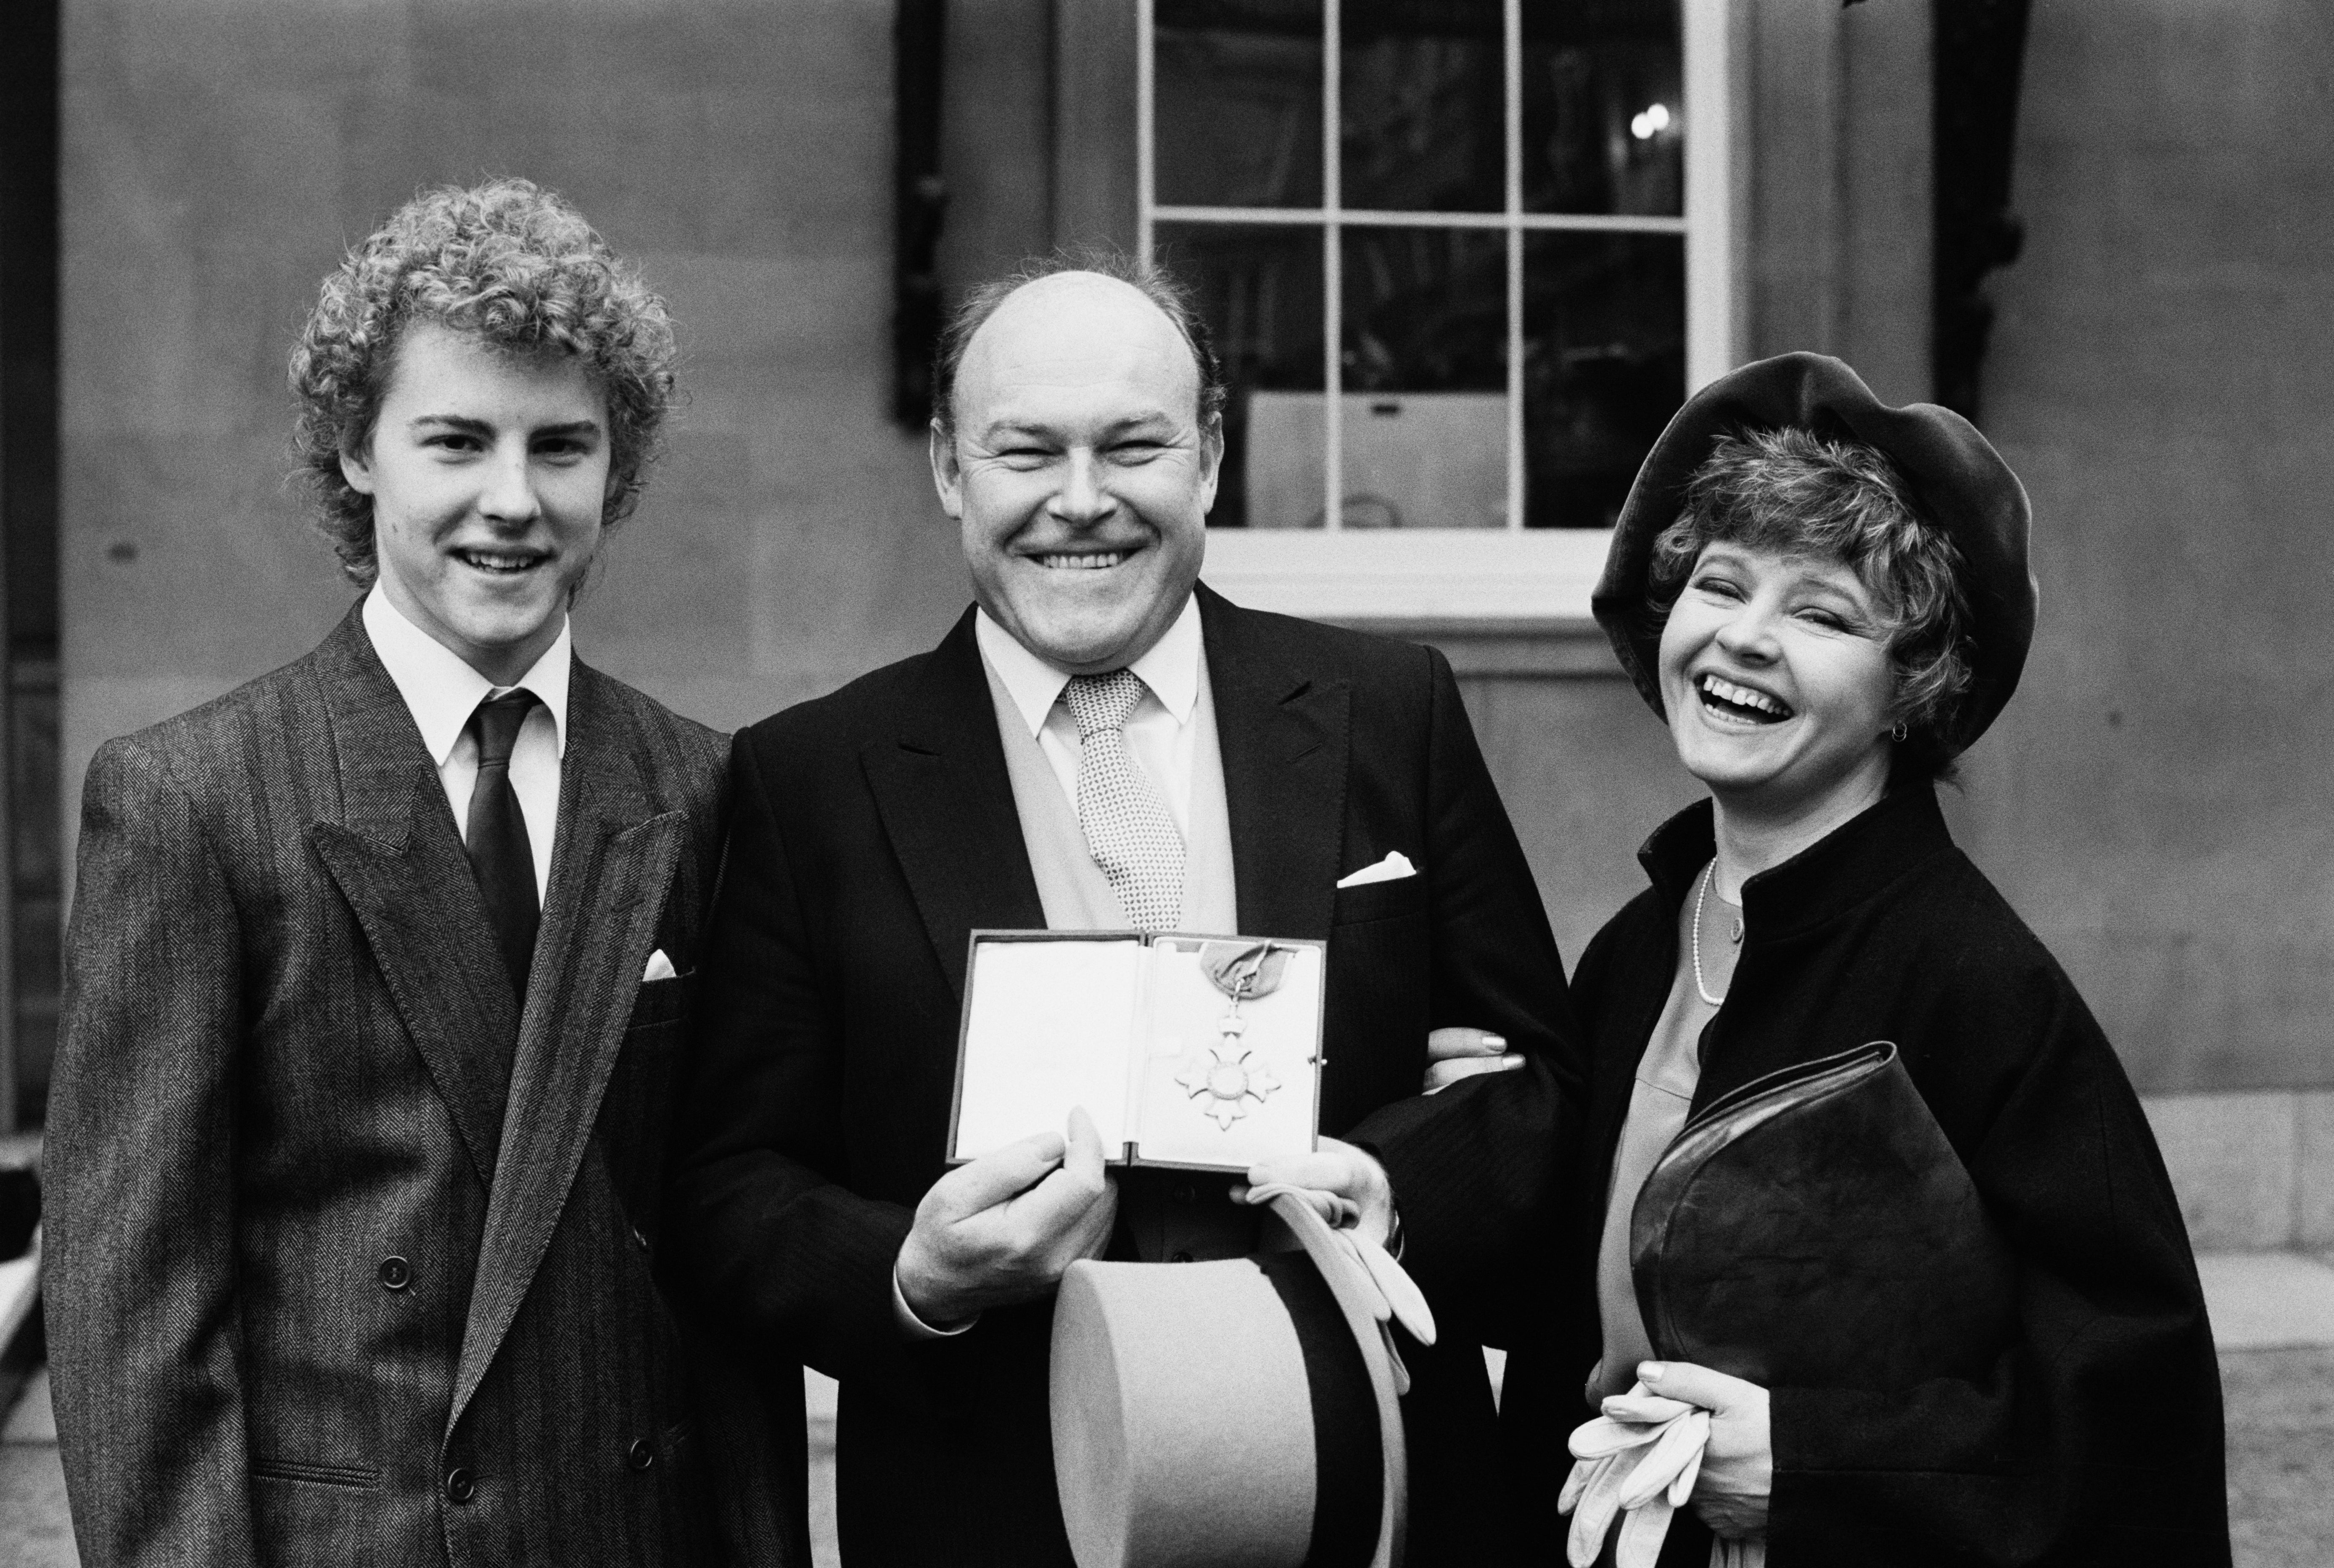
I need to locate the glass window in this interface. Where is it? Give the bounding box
[1342,1,1505,214]
[1154,0,1323,208]
[1522,7,1686,218]
[1138,0,1731,618]
[1151,220,1325,531]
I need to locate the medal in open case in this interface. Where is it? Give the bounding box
[948,930,1327,1171]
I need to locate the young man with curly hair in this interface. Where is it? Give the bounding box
[45,180,798,1568]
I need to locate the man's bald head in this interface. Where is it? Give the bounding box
[931,251,1226,441]
[927,257,1226,676]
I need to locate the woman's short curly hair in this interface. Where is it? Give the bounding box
[1648,425,1977,781]
[288,178,678,584]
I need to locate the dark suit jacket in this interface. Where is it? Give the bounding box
[670,586,1582,1568]
[46,603,802,1568]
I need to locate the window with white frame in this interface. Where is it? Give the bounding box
[1142,0,1736,621]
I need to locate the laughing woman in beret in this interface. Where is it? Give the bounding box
[1505,354,2229,1566]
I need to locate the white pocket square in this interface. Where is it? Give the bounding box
[1336,851,1417,889]
[642,948,677,983]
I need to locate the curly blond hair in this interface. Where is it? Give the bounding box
[288,178,678,583]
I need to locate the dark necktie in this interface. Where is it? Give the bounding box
[465,690,541,997]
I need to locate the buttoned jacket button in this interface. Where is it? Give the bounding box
[631,1226,651,1255]
[378,1256,412,1291]
[444,1468,475,1504]
[1168,1250,1194,1264]
[626,1439,655,1472]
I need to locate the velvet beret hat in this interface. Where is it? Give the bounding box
[1592,351,2039,757]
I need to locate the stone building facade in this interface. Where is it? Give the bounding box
[17,0,2334,1246]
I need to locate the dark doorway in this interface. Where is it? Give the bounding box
[2,0,62,1129]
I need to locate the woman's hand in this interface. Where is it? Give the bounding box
[1640,1360,1771,1538]
[1422,1026,1526,1093]
[1236,1136,1395,1246]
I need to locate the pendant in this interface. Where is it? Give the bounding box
[1176,940,1294,1129]
[1176,1022,1283,1129]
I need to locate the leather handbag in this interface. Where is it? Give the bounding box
[1049,1192,1415,1568]
[1630,1041,2015,1391]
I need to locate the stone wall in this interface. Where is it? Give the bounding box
[1950,0,2334,1098]
[59,0,1053,848]
[53,0,2334,1241]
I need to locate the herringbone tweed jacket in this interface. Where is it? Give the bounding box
[45,602,803,1568]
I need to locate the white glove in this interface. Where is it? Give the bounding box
[1560,1385,1708,1568]
[1244,1181,1436,1395]
[1561,1381,1769,1568]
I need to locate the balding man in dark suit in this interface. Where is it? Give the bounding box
[670,255,1582,1568]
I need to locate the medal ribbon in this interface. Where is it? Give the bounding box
[1199,940,1292,1003]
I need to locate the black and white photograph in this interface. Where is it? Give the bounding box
[0,0,2318,1563]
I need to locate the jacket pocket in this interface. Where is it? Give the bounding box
[1330,871,1429,927]
[250,1457,383,1491]
[598,1011,689,1230]
[627,969,695,1030]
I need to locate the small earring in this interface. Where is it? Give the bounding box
[1889,721,1909,743]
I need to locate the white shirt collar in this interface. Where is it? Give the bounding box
[973,594,1204,739]
[362,584,573,766]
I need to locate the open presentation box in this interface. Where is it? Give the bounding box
[948,930,1327,1173]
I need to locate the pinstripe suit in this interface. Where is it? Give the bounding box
[45,603,801,1568]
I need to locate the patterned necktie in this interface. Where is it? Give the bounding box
[1062,670,1184,932]
[465,689,541,996]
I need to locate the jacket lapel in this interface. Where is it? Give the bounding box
[861,610,1047,999]
[304,605,517,1187]
[450,662,680,1431]
[1201,587,1350,941]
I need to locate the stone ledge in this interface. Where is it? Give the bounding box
[2200,1253,2334,1351]
[2143,1090,2334,1251]
[1329,618,1625,679]
[0,1245,32,1363]
[1,1367,51,1444]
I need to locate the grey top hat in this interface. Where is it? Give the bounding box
[1592,352,2040,757]
[1049,1193,1415,1568]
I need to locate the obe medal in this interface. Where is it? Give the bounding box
[1174,941,1292,1130]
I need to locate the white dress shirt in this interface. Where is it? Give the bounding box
[972,596,1204,836]
[362,585,570,905]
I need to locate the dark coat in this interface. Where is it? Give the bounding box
[1500,785,2228,1567]
[45,603,802,1568]
[668,586,1583,1568]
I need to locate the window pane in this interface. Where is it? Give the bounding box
[1341,0,1503,214]
[1156,0,1324,209]
[1155,221,1327,531]
[1339,227,1507,529]
[1522,232,1683,529]
[1521,0,1683,217]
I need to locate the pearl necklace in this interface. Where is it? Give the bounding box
[1691,861,1740,1007]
